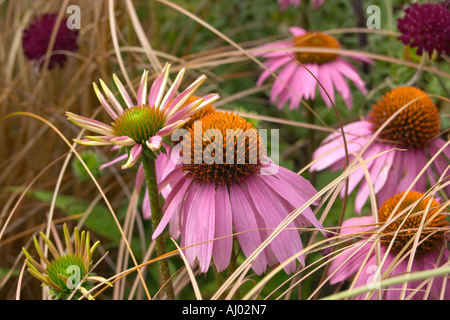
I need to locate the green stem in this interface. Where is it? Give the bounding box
[141,151,175,300]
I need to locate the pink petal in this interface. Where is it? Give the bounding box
[246,177,304,271]
[270,61,298,102]
[99,153,128,171]
[229,184,267,275]
[142,188,151,219]
[164,74,207,119]
[137,70,148,106]
[92,83,118,119]
[183,183,215,272]
[153,177,192,239]
[328,63,353,109]
[99,79,125,115]
[288,64,308,110]
[159,67,185,110]
[333,59,367,94]
[301,63,318,101]
[317,63,336,107]
[340,216,375,236]
[289,26,307,37]
[73,138,112,146]
[256,55,292,86]
[113,74,134,109]
[148,63,170,109]
[66,112,115,136]
[110,136,136,146]
[258,173,322,232]
[212,184,233,272]
[377,151,402,205]
[121,144,142,169]
[254,41,294,59]
[146,135,162,151]
[328,241,373,285]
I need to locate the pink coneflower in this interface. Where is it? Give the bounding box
[100,96,216,230]
[66,64,220,169]
[278,0,325,11]
[328,191,449,300]
[255,27,372,110]
[311,86,449,213]
[397,2,450,56]
[22,13,79,69]
[152,111,322,274]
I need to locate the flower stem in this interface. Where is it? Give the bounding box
[141,151,175,300]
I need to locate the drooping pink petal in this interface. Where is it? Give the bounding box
[270,61,298,104]
[333,58,367,94]
[311,120,374,172]
[229,184,267,275]
[276,166,319,205]
[212,184,233,272]
[328,63,353,108]
[142,188,151,220]
[256,54,292,86]
[246,177,305,271]
[153,177,192,239]
[183,183,216,272]
[341,141,383,199]
[377,151,402,205]
[301,63,318,102]
[317,63,336,108]
[258,173,322,232]
[99,153,128,171]
[288,63,309,110]
[312,136,370,172]
[121,144,142,169]
[158,164,184,193]
[146,135,162,151]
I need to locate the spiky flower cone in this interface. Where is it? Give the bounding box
[22,224,111,300]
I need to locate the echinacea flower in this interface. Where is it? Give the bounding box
[311,86,449,213]
[22,224,111,300]
[22,13,79,69]
[328,191,449,300]
[66,64,220,170]
[99,96,217,226]
[278,0,325,11]
[152,111,322,274]
[397,2,450,56]
[254,27,372,110]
